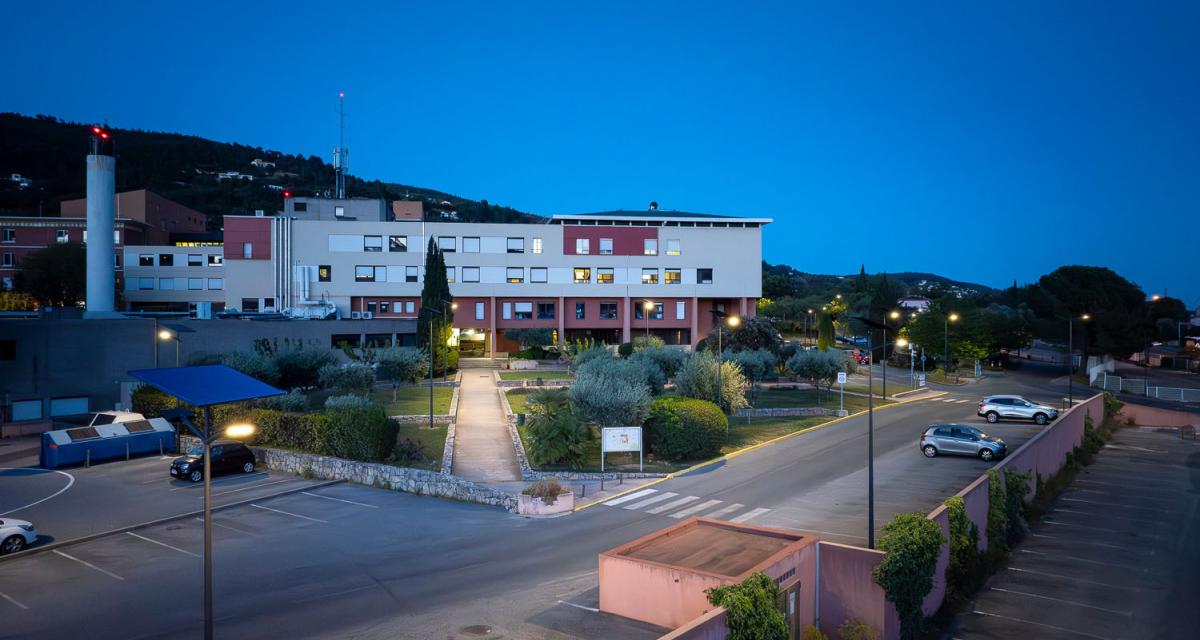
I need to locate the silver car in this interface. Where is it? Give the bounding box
[920,424,1007,461]
[978,395,1058,425]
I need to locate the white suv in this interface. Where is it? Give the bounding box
[978,395,1058,425]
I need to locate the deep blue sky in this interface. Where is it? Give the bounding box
[7,1,1198,305]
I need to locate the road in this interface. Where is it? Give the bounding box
[0,369,1075,639]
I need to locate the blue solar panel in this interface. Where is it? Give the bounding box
[127,365,285,407]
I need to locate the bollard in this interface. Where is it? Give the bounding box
[85,449,91,468]
[619,473,623,485]
[126,442,130,461]
[580,484,586,498]
[601,477,605,492]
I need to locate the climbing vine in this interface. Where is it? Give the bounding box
[873,513,944,640]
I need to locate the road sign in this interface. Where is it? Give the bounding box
[837,371,848,384]
[601,426,643,472]
[918,374,926,387]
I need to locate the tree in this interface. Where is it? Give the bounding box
[14,242,86,307]
[787,350,855,400]
[706,572,789,640]
[375,347,428,401]
[817,312,835,351]
[318,362,376,396]
[569,357,652,426]
[417,238,454,371]
[700,316,783,355]
[674,351,750,413]
[1033,266,1147,359]
[524,388,592,469]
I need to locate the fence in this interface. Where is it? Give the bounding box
[1096,373,1200,403]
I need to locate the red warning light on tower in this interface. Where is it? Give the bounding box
[283,191,292,199]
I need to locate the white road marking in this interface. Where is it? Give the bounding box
[293,584,376,604]
[623,492,678,510]
[300,491,378,508]
[126,531,200,558]
[0,468,75,517]
[1006,567,1141,592]
[207,478,292,497]
[556,599,600,613]
[954,399,971,403]
[646,495,700,514]
[971,610,1112,640]
[602,489,658,506]
[1018,549,1147,572]
[730,507,772,523]
[169,472,268,491]
[52,550,124,580]
[989,587,1132,616]
[669,499,723,519]
[194,517,254,535]
[249,503,327,523]
[1041,519,1163,539]
[1059,497,1171,513]
[0,591,29,610]
[702,503,745,520]
[1104,444,1165,453]
[1030,533,1148,553]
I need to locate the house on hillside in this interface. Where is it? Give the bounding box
[898,295,931,312]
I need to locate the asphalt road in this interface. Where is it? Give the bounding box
[0,369,1082,639]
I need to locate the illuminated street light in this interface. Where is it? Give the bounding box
[223,424,256,439]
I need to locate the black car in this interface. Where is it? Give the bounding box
[170,440,256,482]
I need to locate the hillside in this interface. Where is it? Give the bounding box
[762,261,997,301]
[0,112,536,227]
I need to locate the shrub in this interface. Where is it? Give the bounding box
[801,626,829,640]
[873,512,944,640]
[252,389,308,412]
[570,357,653,426]
[1102,391,1123,419]
[629,351,667,394]
[1003,469,1031,547]
[706,572,789,640]
[986,469,1008,557]
[700,316,784,355]
[943,496,980,602]
[221,349,281,385]
[674,351,749,413]
[570,343,612,370]
[524,388,593,469]
[617,341,634,358]
[273,347,336,390]
[645,397,728,461]
[323,394,374,411]
[389,438,430,465]
[636,345,688,379]
[319,362,376,396]
[317,400,397,461]
[522,478,569,505]
[131,384,178,418]
[725,348,778,383]
[632,335,665,351]
[787,350,855,396]
[838,619,878,640]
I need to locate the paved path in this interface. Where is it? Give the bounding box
[452,369,522,483]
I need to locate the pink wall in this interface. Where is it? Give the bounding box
[223,217,272,260]
[816,542,899,640]
[1118,402,1199,428]
[659,608,728,640]
[600,554,728,629]
[562,225,657,256]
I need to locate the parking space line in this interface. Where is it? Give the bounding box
[194,517,254,535]
[299,491,378,508]
[1069,488,1177,503]
[0,468,75,517]
[0,591,29,610]
[1041,519,1163,539]
[169,472,268,491]
[989,587,1132,616]
[52,550,124,580]
[208,478,293,497]
[1030,533,1152,554]
[1018,549,1147,572]
[1059,497,1172,513]
[1006,567,1141,592]
[250,503,327,523]
[971,610,1112,640]
[293,584,376,604]
[126,531,200,558]
[1050,508,1168,525]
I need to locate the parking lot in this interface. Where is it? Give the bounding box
[949,427,1200,640]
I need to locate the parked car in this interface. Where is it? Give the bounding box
[170,440,256,482]
[0,518,38,555]
[919,424,1007,461]
[978,395,1058,425]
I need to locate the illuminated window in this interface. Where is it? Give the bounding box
[665,269,681,284]
[643,239,658,255]
[318,265,331,282]
[506,267,524,283]
[532,237,543,254]
[597,268,614,284]
[641,268,658,284]
[208,254,223,266]
[666,239,681,256]
[635,303,664,320]
[446,267,455,283]
[599,238,613,255]
[573,267,591,284]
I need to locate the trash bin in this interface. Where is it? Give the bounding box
[517,413,526,426]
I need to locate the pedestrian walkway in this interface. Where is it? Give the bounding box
[452,369,522,483]
[599,488,774,524]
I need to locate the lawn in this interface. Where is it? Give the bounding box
[505,389,534,414]
[373,386,453,416]
[749,388,888,412]
[515,423,684,474]
[842,378,916,396]
[722,415,835,453]
[499,370,573,381]
[394,423,447,471]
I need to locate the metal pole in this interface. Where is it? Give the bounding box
[175,339,181,367]
[429,316,435,430]
[203,406,213,640]
[944,316,949,382]
[153,317,159,368]
[881,327,887,400]
[716,323,723,410]
[1067,318,1073,407]
[867,357,874,549]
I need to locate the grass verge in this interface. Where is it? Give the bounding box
[374,386,453,415]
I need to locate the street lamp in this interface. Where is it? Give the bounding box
[159,329,181,367]
[440,300,457,383]
[807,309,815,346]
[854,315,909,549]
[421,306,443,429]
[944,312,959,382]
[709,309,740,411]
[1067,313,1091,406]
[642,300,656,339]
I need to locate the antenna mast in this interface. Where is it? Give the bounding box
[333,92,348,199]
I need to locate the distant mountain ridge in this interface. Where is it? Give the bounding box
[762,261,998,300]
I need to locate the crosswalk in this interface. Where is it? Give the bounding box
[934,397,974,404]
[601,488,772,524]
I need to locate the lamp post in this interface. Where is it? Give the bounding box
[421,307,443,429]
[159,329,181,367]
[1067,313,1091,407]
[854,314,907,549]
[883,310,900,398]
[807,309,815,346]
[708,309,740,411]
[440,300,457,383]
[944,312,959,382]
[641,300,655,339]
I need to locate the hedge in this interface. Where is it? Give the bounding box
[644,396,729,461]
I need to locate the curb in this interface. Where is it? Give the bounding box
[573,391,946,511]
[0,478,344,564]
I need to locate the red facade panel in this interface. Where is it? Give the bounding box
[562,226,658,256]
[563,297,627,329]
[224,217,272,260]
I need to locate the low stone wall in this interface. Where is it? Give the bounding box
[732,407,847,418]
[180,434,515,511]
[496,379,572,389]
[440,421,456,477]
[391,414,454,425]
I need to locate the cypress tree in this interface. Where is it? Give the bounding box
[418,238,454,370]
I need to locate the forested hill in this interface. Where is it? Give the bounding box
[0,112,535,227]
[762,262,998,300]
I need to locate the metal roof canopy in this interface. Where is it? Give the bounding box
[128,365,284,407]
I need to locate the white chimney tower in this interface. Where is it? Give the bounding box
[84,126,119,318]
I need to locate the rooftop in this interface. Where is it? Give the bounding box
[607,517,811,579]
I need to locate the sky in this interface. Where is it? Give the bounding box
[6,1,1198,306]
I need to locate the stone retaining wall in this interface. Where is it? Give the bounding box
[496,379,573,389]
[391,414,454,425]
[179,434,515,512]
[440,421,456,477]
[732,407,848,418]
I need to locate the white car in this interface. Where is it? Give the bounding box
[0,518,38,555]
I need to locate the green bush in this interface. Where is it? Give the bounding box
[645,396,728,461]
[617,341,634,358]
[706,572,789,640]
[131,384,179,418]
[725,349,778,383]
[1003,469,1031,547]
[873,512,944,640]
[252,389,308,412]
[629,351,668,393]
[1102,391,1123,419]
[674,351,749,413]
[315,399,397,461]
[220,350,281,385]
[801,626,829,640]
[570,357,652,426]
[838,618,878,640]
[522,477,569,504]
[524,388,593,469]
[632,335,665,351]
[944,496,980,602]
[318,362,376,396]
[274,348,336,390]
[986,469,1008,557]
[636,345,688,379]
[375,347,428,389]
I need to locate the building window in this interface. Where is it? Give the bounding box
[438,236,456,252]
[575,302,586,320]
[599,238,613,255]
[405,301,416,313]
[506,267,524,283]
[355,266,377,282]
[242,242,252,259]
[367,301,378,315]
[514,302,534,320]
[378,302,390,313]
[114,230,120,245]
[188,254,203,266]
[318,265,331,282]
[264,298,276,311]
[697,268,714,284]
[56,229,69,243]
[208,254,223,266]
[462,267,480,283]
[532,237,543,254]
[188,278,203,290]
[506,237,524,254]
[114,254,121,268]
[293,202,307,212]
[159,254,174,266]
[643,239,658,255]
[334,205,345,217]
[676,301,686,320]
[1,229,14,242]
[475,301,485,320]
[667,239,681,256]
[389,235,407,252]
[573,267,591,284]
[446,266,455,283]
[405,266,419,283]
[665,269,681,284]
[537,302,555,320]
[635,303,664,320]
[0,253,12,267]
[576,238,590,254]
[364,236,383,252]
[242,298,260,312]
[159,278,175,290]
[463,236,480,253]
[208,278,224,290]
[530,267,548,283]
[597,268,614,284]
[641,268,658,284]
[138,278,154,290]
[139,254,154,266]
[599,302,618,320]
[502,302,512,320]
